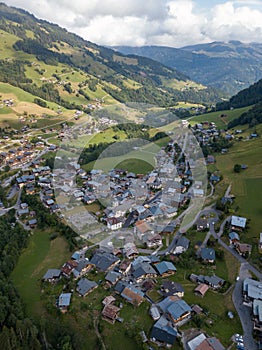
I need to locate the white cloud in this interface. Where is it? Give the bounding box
[3,0,262,47]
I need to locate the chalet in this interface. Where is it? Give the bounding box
[61,260,78,278]
[26,184,35,195]
[200,248,216,263]
[105,270,121,285]
[119,260,132,274]
[228,231,240,244]
[28,218,37,228]
[76,278,98,297]
[196,219,209,232]
[102,296,116,306]
[134,220,153,239]
[150,315,177,347]
[161,224,176,235]
[17,208,29,216]
[154,261,177,277]
[89,250,120,272]
[161,281,184,298]
[194,283,209,297]
[172,236,190,255]
[72,259,91,279]
[165,299,192,324]
[42,269,61,283]
[106,217,122,230]
[121,285,144,306]
[71,250,86,262]
[253,299,262,332]
[195,337,225,350]
[132,262,157,282]
[231,215,247,231]
[235,243,252,257]
[187,333,207,350]
[197,275,225,289]
[150,305,161,321]
[102,304,120,324]
[58,293,71,313]
[146,233,162,248]
[243,278,262,301]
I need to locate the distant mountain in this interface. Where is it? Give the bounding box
[113,41,262,95]
[0,2,222,113]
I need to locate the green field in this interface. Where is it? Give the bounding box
[211,123,262,266]
[11,231,70,316]
[188,106,252,129]
[117,158,154,174]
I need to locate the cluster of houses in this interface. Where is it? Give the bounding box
[229,215,252,257]
[42,246,211,347]
[52,135,206,248]
[0,143,43,169]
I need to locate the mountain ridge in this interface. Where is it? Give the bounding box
[0,2,222,111]
[113,41,262,95]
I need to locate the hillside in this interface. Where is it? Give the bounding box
[216,78,262,110]
[113,41,262,95]
[0,2,222,123]
[215,78,262,128]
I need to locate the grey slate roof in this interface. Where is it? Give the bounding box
[90,250,120,272]
[58,293,71,307]
[201,248,216,261]
[150,316,177,345]
[167,299,192,320]
[43,269,61,281]
[76,278,98,296]
[105,270,121,284]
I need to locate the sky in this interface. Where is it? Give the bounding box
[3,0,262,47]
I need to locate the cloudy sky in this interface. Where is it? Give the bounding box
[4,0,262,47]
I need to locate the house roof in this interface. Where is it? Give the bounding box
[135,220,152,233]
[132,262,157,279]
[253,299,262,322]
[243,278,262,300]
[90,251,120,272]
[167,299,192,320]
[161,281,184,296]
[150,315,177,345]
[102,304,120,320]
[105,270,121,284]
[195,283,209,296]
[157,295,180,313]
[155,261,176,275]
[43,269,61,280]
[201,248,215,261]
[102,296,116,306]
[236,243,252,253]
[115,281,128,294]
[188,333,207,350]
[231,215,247,228]
[176,236,190,249]
[76,278,98,296]
[228,232,240,240]
[204,275,224,287]
[58,293,71,307]
[121,286,144,304]
[196,337,225,350]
